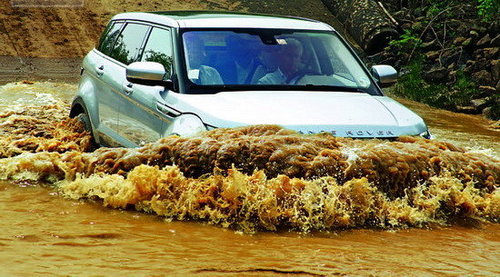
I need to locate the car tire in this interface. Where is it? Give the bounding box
[76,112,98,150]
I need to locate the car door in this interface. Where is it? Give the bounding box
[103,22,151,147]
[91,21,124,144]
[116,25,175,146]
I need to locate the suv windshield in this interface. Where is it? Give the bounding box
[181,29,378,94]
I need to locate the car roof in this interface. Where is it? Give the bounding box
[111,11,334,31]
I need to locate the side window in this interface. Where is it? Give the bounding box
[98,22,124,56]
[140,27,174,78]
[109,23,150,65]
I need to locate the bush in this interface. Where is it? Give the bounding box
[477,0,500,22]
[394,57,449,108]
[388,29,422,55]
[394,58,478,110]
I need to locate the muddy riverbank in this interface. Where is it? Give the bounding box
[0,56,81,84]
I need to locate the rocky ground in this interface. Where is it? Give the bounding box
[370,1,499,120]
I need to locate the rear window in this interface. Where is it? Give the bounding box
[108,23,150,65]
[98,22,123,56]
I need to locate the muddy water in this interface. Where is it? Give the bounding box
[0,82,498,275]
[394,96,500,156]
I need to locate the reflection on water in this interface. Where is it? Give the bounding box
[0,82,498,275]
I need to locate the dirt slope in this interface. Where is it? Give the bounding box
[0,0,343,58]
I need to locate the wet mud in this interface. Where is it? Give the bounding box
[0,82,498,232]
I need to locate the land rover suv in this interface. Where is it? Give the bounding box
[70,11,431,147]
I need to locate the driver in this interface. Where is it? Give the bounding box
[258,38,304,85]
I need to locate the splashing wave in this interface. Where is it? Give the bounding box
[0,82,498,231]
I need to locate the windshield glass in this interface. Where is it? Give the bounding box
[182,29,376,93]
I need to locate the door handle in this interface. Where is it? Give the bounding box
[123,82,134,95]
[95,65,104,77]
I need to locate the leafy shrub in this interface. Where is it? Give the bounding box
[394,59,478,110]
[477,0,500,22]
[389,30,422,54]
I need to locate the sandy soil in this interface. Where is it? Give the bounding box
[0,0,228,57]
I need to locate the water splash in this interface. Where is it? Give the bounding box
[0,82,498,232]
[57,165,499,232]
[0,82,92,157]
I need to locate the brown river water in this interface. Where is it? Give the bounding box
[0,82,498,276]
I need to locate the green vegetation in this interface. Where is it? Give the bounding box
[389,0,498,53]
[388,29,421,55]
[450,71,480,106]
[393,57,478,110]
[385,0,498,118]
[394,57,449,109]
[477,0,500,22]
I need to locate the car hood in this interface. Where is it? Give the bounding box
[166,91,427,138]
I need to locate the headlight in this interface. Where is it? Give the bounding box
[165,114,207,137]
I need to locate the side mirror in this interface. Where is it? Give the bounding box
[126,62,173,89]
[371,65,398,88]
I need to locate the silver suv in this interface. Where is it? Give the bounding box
[70,11,430,147]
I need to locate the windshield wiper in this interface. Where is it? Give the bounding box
[189,84,367,93]
[301,84,365,93]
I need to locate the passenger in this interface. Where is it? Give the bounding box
[183,33,223,85]
[220,36,262,84]
[258,38,304,85]
[251,48,279,83]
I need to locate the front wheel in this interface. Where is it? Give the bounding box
[76,112,98,150]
